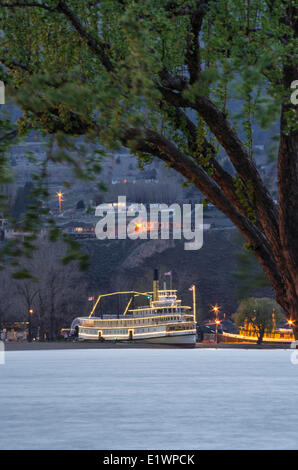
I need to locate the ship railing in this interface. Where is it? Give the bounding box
[128,307,191,316]
[157,289,178,296]
[89,314,194,325]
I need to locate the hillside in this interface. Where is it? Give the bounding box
[80,227,273,320]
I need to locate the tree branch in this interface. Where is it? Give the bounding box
[192,94,282,254]
[185,3,206,83]
[164,1,208,18]
[0,129,17,142]
[0,0,114,73]
[56,0,114,73]
[167,106,254,218]
[0,57,32,72]
[158,83,281,261]
[122,126,283,296]
[0,1,54,11]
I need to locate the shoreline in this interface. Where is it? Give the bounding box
[3,341,292,351]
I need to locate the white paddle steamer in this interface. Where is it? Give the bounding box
[70,270,196,346]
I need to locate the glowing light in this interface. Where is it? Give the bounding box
[129,305,191,312]
[28,308,34,314]
[288,320,294,326]
[80,329,196,339]
[211,304,221,313]
[89,291,154,317]
[85,313,193,324]
[80,321,195,331]
[56,191,64,213]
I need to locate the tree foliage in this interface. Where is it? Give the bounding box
[233,296,283,344]
[0,0,297,329]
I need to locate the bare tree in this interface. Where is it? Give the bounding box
[13,239,87,340]
[0,271,18,327]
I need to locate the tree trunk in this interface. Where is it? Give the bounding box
[274,278,298,337]
[277,60,298,337]
[284,299,298,341]
[49,307,55,341]
[292,324,298,344]
[257,328,265,345]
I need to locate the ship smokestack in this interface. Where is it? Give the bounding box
[153,268,159,302]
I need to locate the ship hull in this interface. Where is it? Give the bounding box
[133,332,196,346]
[79,330,196,347]
[93,334,196,347]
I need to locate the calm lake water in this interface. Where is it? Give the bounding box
[0,348,297,450]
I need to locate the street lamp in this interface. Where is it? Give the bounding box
[56,191,64,213]
[287,320,295,340]
[211,304,220,314]
[28,308,34,342]
[215,319,221,344]
[211,304,221,343]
